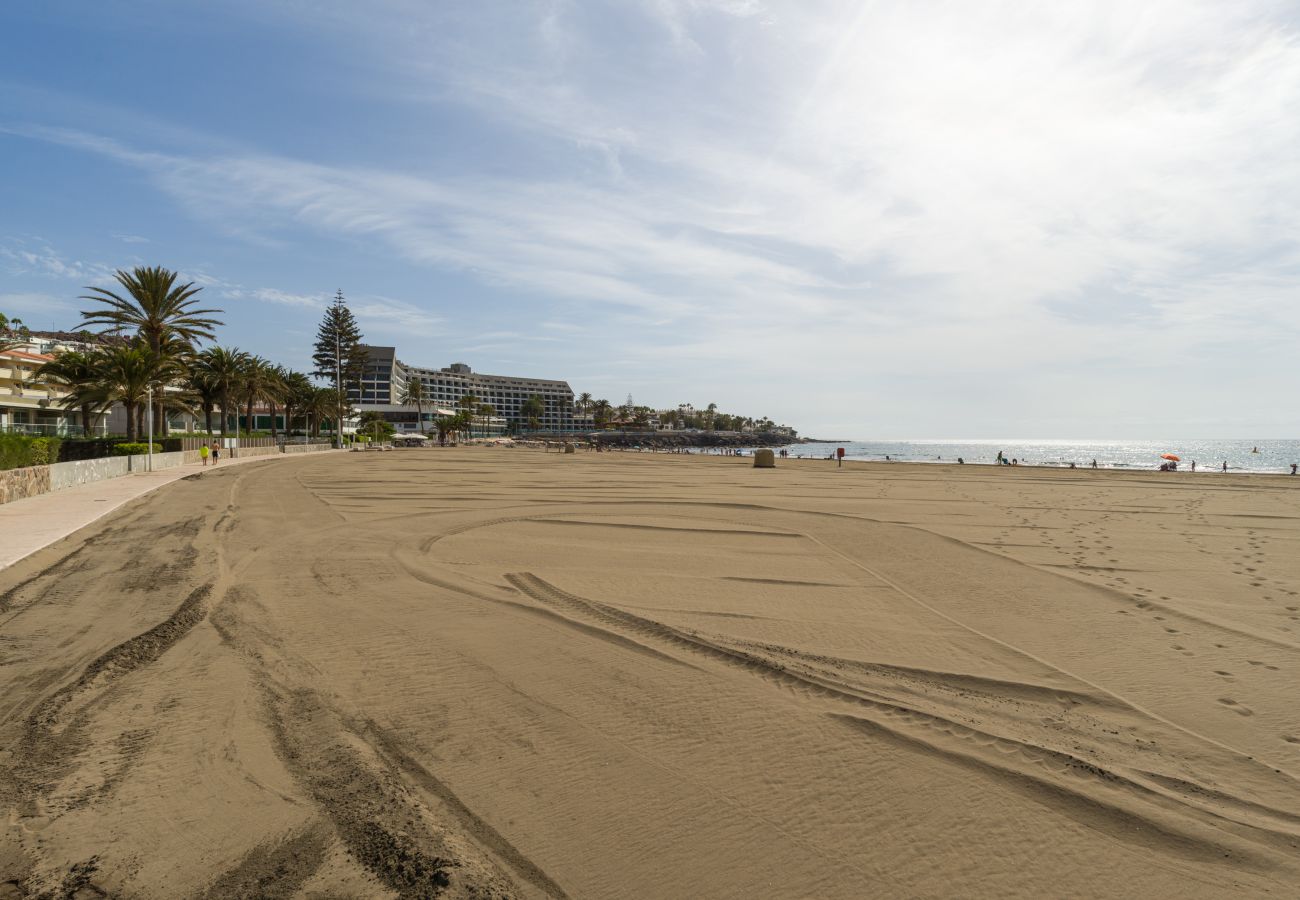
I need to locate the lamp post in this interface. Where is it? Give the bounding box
[146,384,154,472]
[335,301,343,450]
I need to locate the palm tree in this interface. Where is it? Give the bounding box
[33,350,105,435]
[577,391,592,422]
[238,356,282,436]
[80,266,223,434]
[305,387,341,438]
[192,346,250,437]
[520,395,545,432]
[184,364,221,435]
[434,413,455,446]
[399,374,427,434]
[477,402,495,437]
[280,371,315,437]
[591,398,612,429]
[96,345,166,442]
[80,267,222,351]
[457,393,479,437]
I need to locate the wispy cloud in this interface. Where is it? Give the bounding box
[0,237,114,283]
[6,1,1300,433]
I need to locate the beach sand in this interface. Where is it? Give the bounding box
[2,449,1298,898]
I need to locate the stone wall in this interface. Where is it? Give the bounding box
[1,443,336,507]
[0,465,52,505]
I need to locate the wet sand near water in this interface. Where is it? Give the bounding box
[2,450,1299,898]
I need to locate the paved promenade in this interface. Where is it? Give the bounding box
[0,449,341,570]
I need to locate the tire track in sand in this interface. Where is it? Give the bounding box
[504,572,1299,863]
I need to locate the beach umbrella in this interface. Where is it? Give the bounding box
[1160,453,1180,461]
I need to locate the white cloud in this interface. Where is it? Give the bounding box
[0,237,115,283]
[8,1,1300,433]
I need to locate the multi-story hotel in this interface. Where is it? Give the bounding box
[350,345,575,433]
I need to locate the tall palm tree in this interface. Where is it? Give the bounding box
[476,402,495,437]
[280,370,315,436]
[96,345,166,442]
[193,346,250,437]
[577,392,592,422]
[457,393,479,437]
[238,356,283,436]
[520,395,545,432]
[399,374,427,434]
[80,266,223,434]
[184,364,221,435]
[80,267,223,352]
[33,349,105,435]
[305,387,340,438]
[591,398,612,429]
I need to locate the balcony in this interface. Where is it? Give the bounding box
[0,421,81,436]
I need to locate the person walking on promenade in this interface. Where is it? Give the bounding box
[211,442,221,465]
[199,443,210,467]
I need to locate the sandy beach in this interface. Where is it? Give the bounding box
[2,449,1298,898]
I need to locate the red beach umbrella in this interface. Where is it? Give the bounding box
[1160,453,1180,461]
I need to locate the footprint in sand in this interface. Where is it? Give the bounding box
[1284,736,1300,745]
[1213,670,1233,677]
[1218,698,1254,716]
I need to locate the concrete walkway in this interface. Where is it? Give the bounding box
[0,450,342,571]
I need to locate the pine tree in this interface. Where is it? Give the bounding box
[312,290,367,445]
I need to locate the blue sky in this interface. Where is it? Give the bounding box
[3,1,1299,438]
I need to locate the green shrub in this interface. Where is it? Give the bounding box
[0,433,35,470]
[111,442,163,456]
[0,434,68,470]
[59,438,132,462]
[28,437,62,466]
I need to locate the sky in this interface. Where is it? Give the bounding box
[2,1,1299,438]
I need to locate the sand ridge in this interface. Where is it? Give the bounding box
[1,450,1298,898]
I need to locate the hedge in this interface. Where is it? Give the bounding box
[110,442,163,456]
[0,434,63,471]
[59,438,131,462]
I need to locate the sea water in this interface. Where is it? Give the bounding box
[773,439,1300,474]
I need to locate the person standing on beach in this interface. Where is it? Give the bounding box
[211,442,221,464]
[1222,461,1228,472]
[1191,460,1196,472]
[1291,463,1297,475]
[199,443,210,467]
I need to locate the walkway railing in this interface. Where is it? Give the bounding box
[0,422,82,436]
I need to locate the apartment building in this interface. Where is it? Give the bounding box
[350,345,575,433]
[0,345,79,435]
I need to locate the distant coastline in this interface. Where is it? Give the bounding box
[587,430,797,450]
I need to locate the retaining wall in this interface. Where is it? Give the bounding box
[0,444,334,506]
[0,465,52,505]
[282,443,333,455]
[49,456,131,491]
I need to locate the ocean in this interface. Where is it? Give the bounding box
[771,439,1300,474]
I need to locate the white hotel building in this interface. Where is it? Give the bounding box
[350,345,575,434]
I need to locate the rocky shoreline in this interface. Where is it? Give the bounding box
[583,430,798,450]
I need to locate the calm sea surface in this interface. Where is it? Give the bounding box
[762,439,1300,474]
